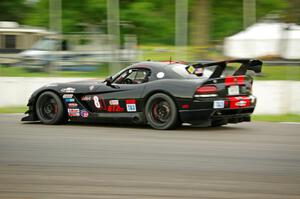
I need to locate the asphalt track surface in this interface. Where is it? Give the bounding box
[0,114,300,199]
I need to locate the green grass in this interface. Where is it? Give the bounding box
[0,66,48,77]
[254,66,300,81]
[0,106,27,114]
[1,64,299,80]
[139,45,223,61]
[0,65,109,78]
[252,114,300,123]
[1,61,300,80]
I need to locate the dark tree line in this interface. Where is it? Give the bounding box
[0,0,295,45]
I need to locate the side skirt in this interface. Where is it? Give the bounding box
[69,112,146,124]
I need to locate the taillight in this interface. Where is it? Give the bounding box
[194,85,217,97]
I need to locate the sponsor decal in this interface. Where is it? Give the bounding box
[194,68,203,76]
[92,95,106,110]
[107,105,124,112]
[109,100,119,106]
[80,109,89,118]
[81,95,92,101]
[228,85,240,96]
[156,72,165,79]
[93,96,101,108]
[213,100,225,109]
[89,85,95,91]
[64,98,75,102]
[126,99,137,112]
[187,66,195,74]
[68,103,78,108]
[61,87,76,93]
[68,108,79,117]
[235,100,247,107]
[63,94,73,99]
[227,96,251,109]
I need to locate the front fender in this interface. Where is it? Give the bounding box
[21,86,62,122]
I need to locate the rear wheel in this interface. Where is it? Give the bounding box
[36,91,67,124]
[145,93,178,130]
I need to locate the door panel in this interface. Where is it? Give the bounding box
[80,83,146,113]
[80,67,150,114]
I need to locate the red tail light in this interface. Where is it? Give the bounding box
[196,85,217,94]
[195,85,217,97]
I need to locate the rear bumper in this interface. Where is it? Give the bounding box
[178,95,256,126]
[179,107,254,126]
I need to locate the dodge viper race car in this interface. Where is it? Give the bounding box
[22,59,262,130]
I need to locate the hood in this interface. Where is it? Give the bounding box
[39,79,107,94]
[67,79,104,85]
[19,50,49,58]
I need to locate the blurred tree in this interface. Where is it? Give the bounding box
[25,0,106,32]
[120,0,175,44]
[284,0,300,23]
[256,0,288,21]
[210,0,243,42]
[211,0,288,41]
[25,0,50,29]
[0,0,31,22]
[20,0,290,45]
[190,0,210,46]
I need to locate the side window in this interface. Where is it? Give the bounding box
[135,70,149,84]
[5,35,16,49]
[114,69,150,84]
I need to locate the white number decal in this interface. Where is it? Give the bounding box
[93,96,101,108]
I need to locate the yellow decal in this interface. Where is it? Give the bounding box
[187,66,195,74]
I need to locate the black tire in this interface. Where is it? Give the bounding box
[35,91,67,124]
[145,93,179,130]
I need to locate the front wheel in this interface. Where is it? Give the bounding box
[36,91,67,124]
[145,93,179,130]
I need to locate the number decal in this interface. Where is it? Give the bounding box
[93,96,101,108]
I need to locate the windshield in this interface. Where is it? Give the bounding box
[111,67,128,81]
[170,64,213,79]
[31,38,59,51]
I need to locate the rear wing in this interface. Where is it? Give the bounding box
[188,59,263,78]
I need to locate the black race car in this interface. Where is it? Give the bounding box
[22,59,262,130]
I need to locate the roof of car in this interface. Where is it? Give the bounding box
[129,61,187,70]
[126,61,192,80]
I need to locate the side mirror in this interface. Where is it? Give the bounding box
[105,76,113,86]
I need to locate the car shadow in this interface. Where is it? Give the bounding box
[23,120,245,132]
[178,125,245,132]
